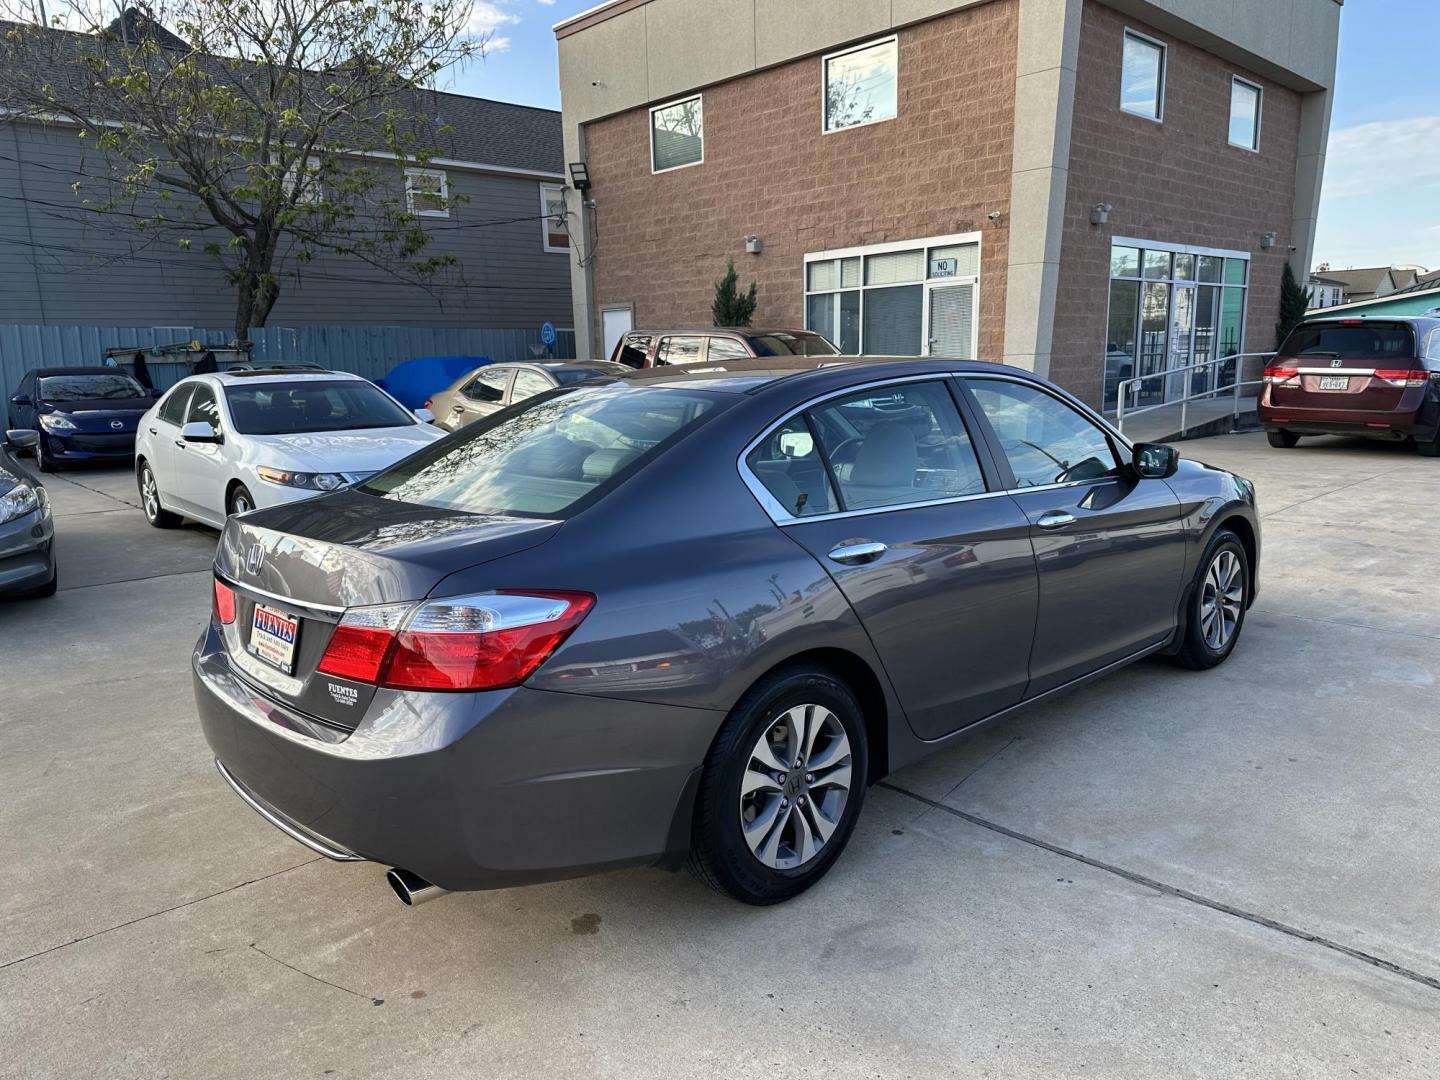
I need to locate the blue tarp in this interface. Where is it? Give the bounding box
[375,356,489,409]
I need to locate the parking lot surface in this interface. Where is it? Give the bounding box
[3,433,1438,1079]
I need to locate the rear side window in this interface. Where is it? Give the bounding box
[706,337,751,361]
[1425,327,1440,362]
[464,368,511,402]
[1280,323,1416,361]
[360,385,724,517]
[656,336,705,366]
[158,384,194,425]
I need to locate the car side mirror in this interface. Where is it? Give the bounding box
[1132,442,1179,479]
[10,394,31,407]
[181,421,221,443]
[414,407,435,423]
[4,428,39,453]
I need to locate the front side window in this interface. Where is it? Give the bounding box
[651,96,703,172]
[656,336,705,366]
[706,337,751,362]
[465,367,512,403]
[617,334,652,368]
[968,380,1120,488]
[1121,30,1165,120]
[1229,77,1262,150]
[405,169,449,216]
[510,370,554,403]
[746,332,839,357]
[158,384,195,425]
[540,184,569,250]
[187,384,221,428]
[37,372,146,401]
[224,381,416,435]
[824,38,898,133]
[361,385,724,517]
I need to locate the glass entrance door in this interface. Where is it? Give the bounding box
[925,282,976,358]
[1167,284,1195,401]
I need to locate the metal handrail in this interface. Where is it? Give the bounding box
[1116,352,1276,437]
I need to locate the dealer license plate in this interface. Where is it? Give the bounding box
[249,603,299,674]
[1319,376,1349,390]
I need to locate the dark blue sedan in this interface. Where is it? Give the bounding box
[6,367,157,471]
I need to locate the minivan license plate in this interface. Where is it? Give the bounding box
[250,604,299,674]
[1319,376,1349,390]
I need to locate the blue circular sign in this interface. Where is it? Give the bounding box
[540,322,557,346]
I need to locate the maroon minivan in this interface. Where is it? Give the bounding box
[1259,316,1440,455]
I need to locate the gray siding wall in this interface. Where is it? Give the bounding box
[0,121,573,330]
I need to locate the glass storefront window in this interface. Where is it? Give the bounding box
[1173,253,1195,281]
[1196,255,1223,283]
[862,285,924,355]
[865,250,926,286]
[928,243,979,279]
[1105,280,1140,408]
[1143,250,1172,279]
[1110,246,1141,278]
[1225,258,1248,286]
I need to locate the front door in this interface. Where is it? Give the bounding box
[146,382,195,495]
[962,376,1185,696]
[173,382,228,520]
[601,307,633,362]
[748,378,1038,739]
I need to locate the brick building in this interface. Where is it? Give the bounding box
[552,0,1341,410]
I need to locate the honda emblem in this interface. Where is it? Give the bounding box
[110,419,124,430]
[245,543,265,574]
[1331,358,1343,368]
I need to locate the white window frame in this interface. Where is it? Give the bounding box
[821,36,899,135]
[803,231,982,358]
[1120,28,1167,123]
[281,155,323,205]
[649,94,704,174]
[405,168,450,217]
[539,183,569,253]
[1228,75,1263,152]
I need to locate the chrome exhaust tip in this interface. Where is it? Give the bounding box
[386,867,449,907]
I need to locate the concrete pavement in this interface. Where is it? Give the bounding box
[2,437,1438,1079]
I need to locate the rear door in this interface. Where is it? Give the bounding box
[747,377,1038,739]
[450,366,513,428]
[961,375,1184,696]
[1273,321,1422,412]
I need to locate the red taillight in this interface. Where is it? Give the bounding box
[315,591,594,692]
[423,398,433,409]
[1263,366,1299,384]
[1373,369,1429,387]
[213,578,237,624]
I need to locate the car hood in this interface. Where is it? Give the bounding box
[217,488,560,607]
[40,398,151,426]
[250,425,443,473]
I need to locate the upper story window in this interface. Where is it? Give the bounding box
[1229,77,1263,151]
[1120,29,1166,121]
[405,169,449,217]
[651,96,704,173]
[823,37,898,133]
[540,183,569,251]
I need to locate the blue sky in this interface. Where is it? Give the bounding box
[446,0,1440,274]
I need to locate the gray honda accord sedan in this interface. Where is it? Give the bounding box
[195,358,1259,906]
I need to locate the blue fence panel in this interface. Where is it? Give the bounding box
[0,323,576,408]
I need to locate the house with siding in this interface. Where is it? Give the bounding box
[0,30,573,335]
[554,0,1342,410]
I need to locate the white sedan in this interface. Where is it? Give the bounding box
[134,370,445,528]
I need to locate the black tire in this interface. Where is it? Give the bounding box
[688,666,868,905]
[138,461,181,528]
[36,440,58,472]
[20,565,58,599]
[1417,430,1440,458]
[1172,530,1250,671]
[1266,429,1300,449]
[227,483,256,517]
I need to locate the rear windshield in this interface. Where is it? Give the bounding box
[358,384,724,517]
[746,333,840,357]
[38,373,146,401]
[224,381,415,434]
[1279,323,1416,361]
[554,365,624,386]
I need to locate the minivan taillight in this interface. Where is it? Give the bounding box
[1263,366,1299,385]
[1373,369,1429,388]
[213,578,237,624]
[316,591,595,692]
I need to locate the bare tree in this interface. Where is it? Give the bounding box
[0,0,488,335]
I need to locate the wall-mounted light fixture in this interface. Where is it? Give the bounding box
[744,235,763,255]
[1260,231,1277,248]
[568,162,592,191]
[1090,202,1112,226]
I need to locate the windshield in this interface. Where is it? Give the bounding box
[746,333,839,357]
[554,365,626,386]
[1280,323,1416,361]
[359,384,724,517]
[225,381,416,435]
[38,373,146,401]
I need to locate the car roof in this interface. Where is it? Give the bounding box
[33,366,125,377]
[205,369,359,385]
[1300,315,1440,328]
[625,327,821,338]
[616,356,1016,394]
[493,360,623,372]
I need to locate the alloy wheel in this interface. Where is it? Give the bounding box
[231,490,252,515]
[739,704,853,870]
[141,469,160,522]
[1200,549,1244,651]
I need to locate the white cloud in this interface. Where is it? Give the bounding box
[464,1,521,38]
[1321,115,1440,201]
[536,0,556,5]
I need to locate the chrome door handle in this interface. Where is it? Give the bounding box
[1035,510,1077,530]
[148,427,157,435]
[827,541,887,565]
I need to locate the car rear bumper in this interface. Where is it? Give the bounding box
[192,618,721,891]
[1258,401,1439,440]
[0,507,55,595]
